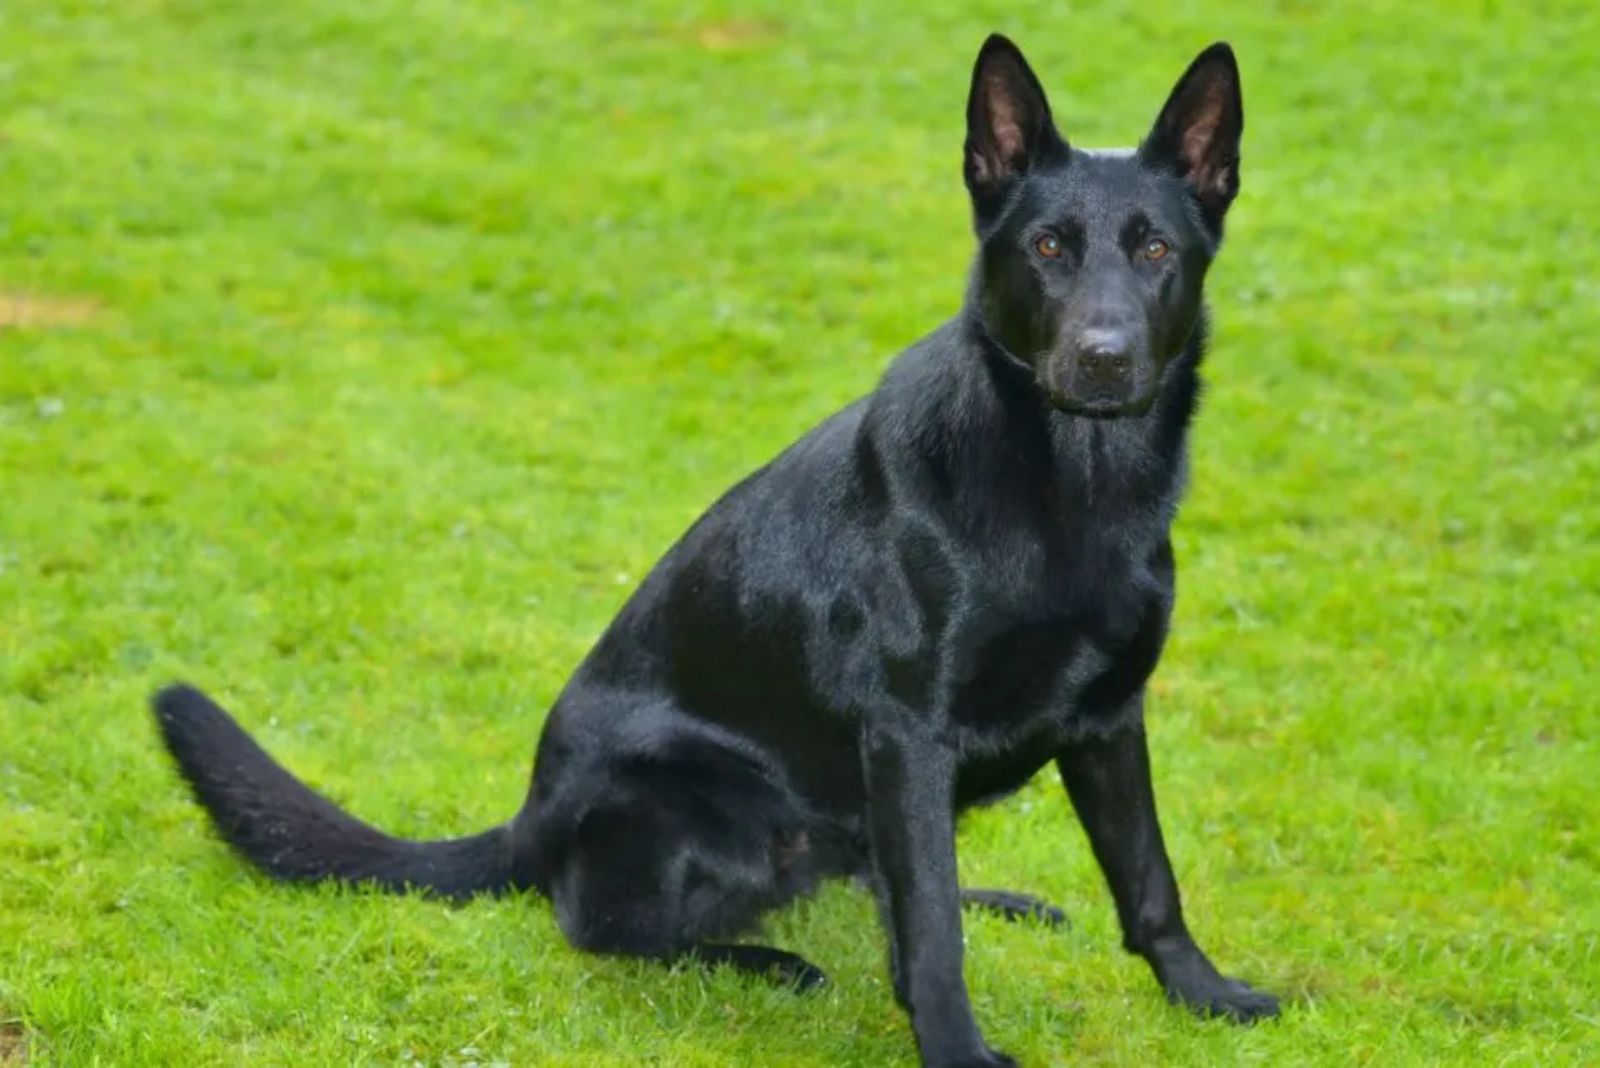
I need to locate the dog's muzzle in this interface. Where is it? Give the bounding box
[1047,328,1153,416]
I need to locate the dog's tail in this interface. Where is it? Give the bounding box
[152,683,518,899]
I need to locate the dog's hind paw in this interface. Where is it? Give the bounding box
[960,888,1069,929]
[686,943,829,993]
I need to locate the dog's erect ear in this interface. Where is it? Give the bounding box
[964,35,1062,215]
[1141,43,1244,226]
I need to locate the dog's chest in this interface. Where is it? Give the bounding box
[945,530,1171,801]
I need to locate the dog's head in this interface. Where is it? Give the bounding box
[964,37,1244,417]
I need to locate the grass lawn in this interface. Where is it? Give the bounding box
[3,1,1599,1064]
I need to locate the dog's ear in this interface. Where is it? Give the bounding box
[1141,43,1243,227]
[964,35,1062,217]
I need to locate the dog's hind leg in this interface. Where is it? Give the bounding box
[545,762,828,992]
[960,888,1070,929]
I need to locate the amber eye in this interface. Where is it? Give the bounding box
[1144,237,1170,261]
[1034,233,1063,258]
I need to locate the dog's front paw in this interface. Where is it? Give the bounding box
[1165,974,1280,1023]
[927,1048,1018,1068]
[1152,942,1280,1024]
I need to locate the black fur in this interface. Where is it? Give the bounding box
[153,36,1278,1067]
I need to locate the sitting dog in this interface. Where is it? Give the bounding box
[155,34,1279,1067]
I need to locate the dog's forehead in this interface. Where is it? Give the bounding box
[1082,147,1138,161]
[1030,148,1185,229]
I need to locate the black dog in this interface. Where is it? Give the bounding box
[154,35,1278,1067]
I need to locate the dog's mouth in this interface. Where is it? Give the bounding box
[1038,349,1160,419]
[1046,389,1158,419]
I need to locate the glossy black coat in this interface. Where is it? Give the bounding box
[153,34,1279,1068]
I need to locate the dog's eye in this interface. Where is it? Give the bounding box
[1144,238,1170,262]
[1034,233,1063,259]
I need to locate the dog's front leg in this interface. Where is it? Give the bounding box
[1055,704,1279,1022]
[861,720,1015,1068]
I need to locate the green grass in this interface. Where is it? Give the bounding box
[3,1,1599,1064]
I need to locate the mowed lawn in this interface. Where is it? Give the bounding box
[3,1,1599,1064]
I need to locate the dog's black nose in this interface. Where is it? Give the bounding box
[1082,348,1132,377]
[1076,330,1134,385]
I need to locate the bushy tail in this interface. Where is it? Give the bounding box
[152,683,517,899]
